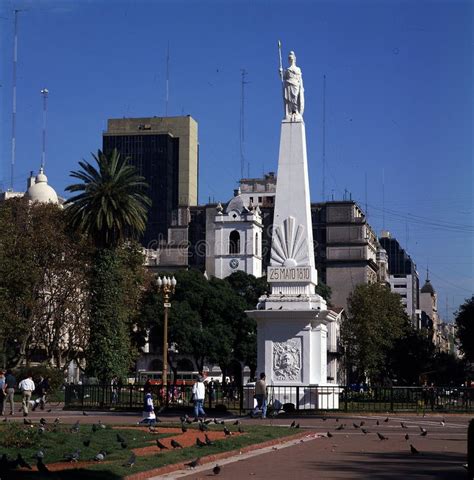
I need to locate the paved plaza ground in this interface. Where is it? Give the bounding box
[4,406,471,479]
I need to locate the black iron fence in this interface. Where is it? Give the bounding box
[64,384,474,415]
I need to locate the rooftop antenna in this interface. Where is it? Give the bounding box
[382,168,385,230]
[165,41,170,116]
[40,88,49,169]
[240,68,248,179]
[322,74,326,201]
[364,172,368,220]
[426,265,429,282]
[10,9,21,191]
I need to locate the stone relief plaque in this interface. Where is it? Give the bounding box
[272,338,302,381]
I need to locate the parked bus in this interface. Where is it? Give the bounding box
[137,370,201,386]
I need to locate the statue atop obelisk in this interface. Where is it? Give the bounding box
[248,43,339,397]
[279,46,305,121]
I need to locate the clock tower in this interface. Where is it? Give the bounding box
[212,188,263,279]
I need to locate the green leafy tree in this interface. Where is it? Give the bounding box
[342,283,410,383]
[455,295,474,363]
[0,199,90,370]
[65,149,151,381]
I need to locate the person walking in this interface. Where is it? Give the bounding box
[0,371,6,416]
[18,374,35,417]
[192,375,206,420]
[252,372,267,419]
[4,370,17,416]
[139,391,156,426]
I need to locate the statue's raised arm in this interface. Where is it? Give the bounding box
[282,51,305,121]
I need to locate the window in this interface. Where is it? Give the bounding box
[229,230,240,254]
[255,233,259,256]
[258,196,263,203]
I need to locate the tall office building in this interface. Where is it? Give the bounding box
[103,116,198,247]
[379,231,420,325]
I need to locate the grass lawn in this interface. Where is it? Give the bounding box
[0,421,301,479]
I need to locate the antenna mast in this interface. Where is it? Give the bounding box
[10,10,20,191]
[165,41,170,116]
[40,88,49,169]
[240,69,248,179]
[322,74,326,201]
[382,168,385,230]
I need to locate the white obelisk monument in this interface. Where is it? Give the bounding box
[248,47,338,407]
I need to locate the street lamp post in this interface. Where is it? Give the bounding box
[157,276,177,389]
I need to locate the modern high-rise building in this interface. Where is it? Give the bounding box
[379,231,420,325]
[103,116,198,247]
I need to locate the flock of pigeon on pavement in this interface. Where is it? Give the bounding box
[0,412,447,476]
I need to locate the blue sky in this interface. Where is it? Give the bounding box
[0,0,472,321]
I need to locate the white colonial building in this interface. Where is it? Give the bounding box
[207,188,263,279]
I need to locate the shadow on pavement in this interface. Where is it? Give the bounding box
[306,450,467,479]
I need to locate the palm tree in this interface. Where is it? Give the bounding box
[65,148,151,248]
[65,149,151,382]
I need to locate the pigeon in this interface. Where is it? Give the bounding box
[220,420,225,425]
[322,417,327,422]
[196,437,207,447]
[335,418,339,422]
[39,418,47,425]
[295,423,300,429]
[233,420,240,426]
[37,458,50,473]
[64,449,81,462]
[213,418,219,425]
[213,464,221,475]
[171,439,183,449]
[23,418,32,425]
[92,424,98,433]
[353,423,360,429]
[180,423,188,433]
[185,457,200,469]
[405,433,410,441]
[82,411,88,416]
[205,433,215,446]
[47,409,52,413]
[376,420,380,426]
[83,439,91,447]
[186,417,193,424]
[410,444,420,455]
[336,424,344,431]
[238,426,244,433]
[2,417,7,422]
[327,431,333,438]
[71,420,80,433]
[121,442,128,449]
[180,415,187,423]
[384,417,389,423]
[440,420,445,427]
[98,420,106,429]
[401,422,408,429]
[223,426,232,436]
[116,433,126,443]
[420,429,428,437]
[204,418,213,424]
[149,425,157,433]
[94,450,107,462]
[359,421,365,426]
[156,439,168,450]
[278,306,283,310]
[361,428,368,434]
[123,452,136,467]
[290,421,296,428]
[377,432,388,440]
[16,454,32,469]
[199,422,209,432]
[38,425,46,434]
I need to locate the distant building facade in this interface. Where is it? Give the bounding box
[103,116,198,247]
[379,231,420,326]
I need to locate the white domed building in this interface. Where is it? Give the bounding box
[24,168,61,206]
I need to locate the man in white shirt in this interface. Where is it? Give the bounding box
[18,374,35,417]
[192,375,206,420]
